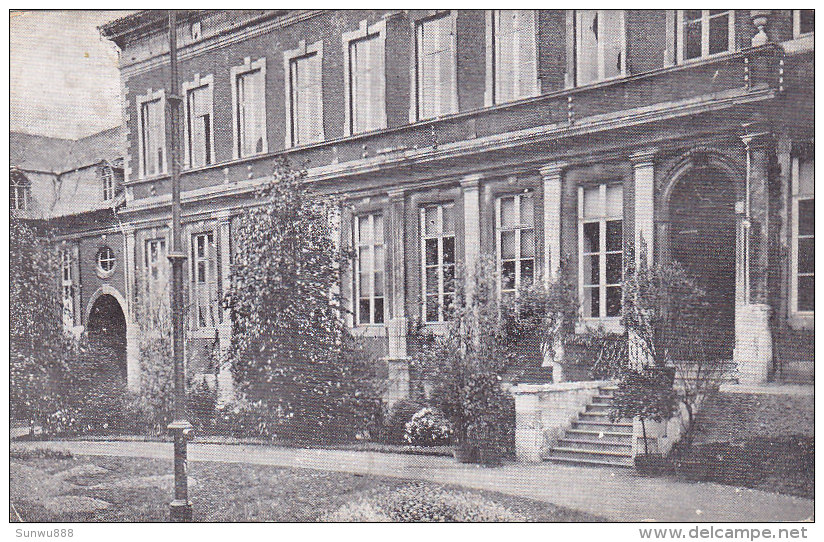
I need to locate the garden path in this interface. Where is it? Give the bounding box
[14,440,813,522]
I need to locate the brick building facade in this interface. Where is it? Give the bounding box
[85,9,814,395]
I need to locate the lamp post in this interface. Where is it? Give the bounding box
[166,9,193,522]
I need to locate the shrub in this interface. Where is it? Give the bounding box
[321,483,526,522]
[404,408,452,447]
[188,377,218,432]
[382,400,425,445]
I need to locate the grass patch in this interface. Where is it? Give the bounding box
[10,455,601,522]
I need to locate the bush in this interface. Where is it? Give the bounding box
[321,483,526,522]
[404,408,452,447]
[382,400,424,445]
[188,377,218,432]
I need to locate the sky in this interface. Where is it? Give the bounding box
[10,10,131,140]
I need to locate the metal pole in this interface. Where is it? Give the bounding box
[166,9,193,522]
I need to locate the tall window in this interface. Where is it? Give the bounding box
[10,170,30,210]
[421,203,456,322]
[61,249,74,329]
[192,232,219,328]
[794,10,814,38]
[575,10,625,85]
[185,83,213,168]
[145,238,168,306]
[792,157,814,314]
[235,67,266,158]
[349,33,385,134]
[355,213,385,325]
[101,165,115,201]
[677,10,735,62]
[139,97,165,177]
[497,192,535,297]
[415,12,456,120]
[289,53,324,146]
[580,183,623,319]
[490,10,538,104]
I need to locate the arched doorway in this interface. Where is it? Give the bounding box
[86,293,128,381]
[667,163,737,360]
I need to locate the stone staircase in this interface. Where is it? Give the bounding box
[547,384,634,468]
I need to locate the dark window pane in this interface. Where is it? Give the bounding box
[583,222,600,253]
[443,236,455,264]
[684,21,701,59]
[585,255,600,285]
[502,260,516,290]
[606,252,623,284]
[521,259,534,285]
[359,299,370,324]
[588,287,600,318]
[684,10,702,21]
[798,238,815,274]
[606,286,622,317]
[501,230,517,259]
[443,264,455,293]
[443,294,454,315]
[800,10,814,35]
[425,238,438,266]
[799,199,814,236]
[426,267,439,294]
[708,14,729,55]
[798,276,814,312]
[520,229,535,258]
[374,297,384,324]
[606,220,622,251]
[426,295,439,321]
[198,262,206,283]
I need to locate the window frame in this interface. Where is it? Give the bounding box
[101,164,115,202]
[676,9,736,64]
[96,246,116,277]
[578,183,624,322]
[793,9,815,38]
[10,169,30,211]
[790,155,814,317]
[495,191,536,298]
[182,74,215,169]
[354,212,386,326]
[574,9,627,86]
[230,57,268,160]
[136,88,167,180]
[343,20,387,136]
[191,230,220,329]
[420,203,456,323]
[486,9,539,106]
[284,41,324,148]
[412,11,459,122]
[61,247,74,329]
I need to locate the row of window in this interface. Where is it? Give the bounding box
[10,165,117,212]
[139,9,813,180]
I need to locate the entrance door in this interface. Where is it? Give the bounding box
[668,165,737,360]
[86,294,128,382]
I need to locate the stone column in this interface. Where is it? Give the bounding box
[216,211,234,404]
[735,131,774,385]
[461,174,482,292]
[384,190,410,404]
[540,162,566,283]
[631,149,657,268]
[123,227,141,392]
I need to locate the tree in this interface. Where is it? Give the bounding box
[9,217,71,427]
[620,252,727,443]
[610,367,678,455]
[225,158,380,442]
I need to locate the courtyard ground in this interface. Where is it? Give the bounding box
[10,454,598,522]
[12,440,814,522]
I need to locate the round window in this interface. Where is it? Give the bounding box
[97,246,116,273]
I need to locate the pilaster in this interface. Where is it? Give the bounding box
[630,149,657,268]
[461,174,482,292]
[386,189,408,360]
[540,162,566,283]
[215,210,234,404]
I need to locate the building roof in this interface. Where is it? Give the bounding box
[10,126,125,220]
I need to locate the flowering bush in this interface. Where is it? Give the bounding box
[321,483,525,522]
[404,408,452,447]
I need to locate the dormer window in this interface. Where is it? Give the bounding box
[102,165,115,201]
[10,169,30,210]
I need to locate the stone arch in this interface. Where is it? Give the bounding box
[84,285,134,385]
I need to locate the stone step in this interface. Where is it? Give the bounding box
[585,403,612,413]
[572,420,634,433]
[591,395,615,404]
[564,428,633,444]
[556,437,633,452]
[548,449,634,468]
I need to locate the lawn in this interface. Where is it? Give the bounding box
[10,454,601,522]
